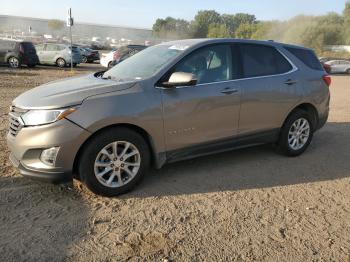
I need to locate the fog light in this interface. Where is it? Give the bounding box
[40,147,60,166]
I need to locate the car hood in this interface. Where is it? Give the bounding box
[13,74,137,109]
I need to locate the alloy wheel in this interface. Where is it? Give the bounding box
[288,118,310,151]
[9,57,19,68]
[94,141,141,188]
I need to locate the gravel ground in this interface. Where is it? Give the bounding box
[0,65,349,261]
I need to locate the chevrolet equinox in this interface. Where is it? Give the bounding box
[7,39,331,196]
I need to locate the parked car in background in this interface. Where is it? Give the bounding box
[0,39,39,68]
[35,43,82,68]
[77,46,100,63]
[100,45,147,68]
[8,39,330,196]
[325,60,350,74]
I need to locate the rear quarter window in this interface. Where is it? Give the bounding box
[284,46,323,71]
[239,44,293,78]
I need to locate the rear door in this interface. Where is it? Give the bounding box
[43,44,59,64]
[331,61,341,73]
[236,43,298,135]
[160,44,242,151]
[35,44,45,63]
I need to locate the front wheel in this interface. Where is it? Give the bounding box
[277,109,314,156]
[81,56,88,63]
[346,69,350,74]
[56,58,66,68]
[78,128,150,196]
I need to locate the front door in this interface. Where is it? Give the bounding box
[160,44,241,152]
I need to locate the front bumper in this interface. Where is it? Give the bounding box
[7,118,91,182]
[9,153,71,182]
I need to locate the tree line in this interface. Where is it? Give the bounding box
[153,1,350,53]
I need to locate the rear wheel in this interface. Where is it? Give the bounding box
[8,57,20,68]
[81,56,88,63]
[346,69,350,74]
[56,58,66,68]
[277,109,314,156]
[79,128,150,196]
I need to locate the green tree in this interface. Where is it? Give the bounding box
[251,21,279,40]
[152,17,190,39]
[207,23,231,38]
[233,13,256,25]
[343,1,350,44]
[191,10,221,37]
[235,23,258,39]
[48,19,64,33]
[220,14,237,36]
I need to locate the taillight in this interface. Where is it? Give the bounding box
[323,75,331,87]
[19,44,24,54]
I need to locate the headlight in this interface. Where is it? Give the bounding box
[21,107,77,126]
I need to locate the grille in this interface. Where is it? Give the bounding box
[8,106,26,137]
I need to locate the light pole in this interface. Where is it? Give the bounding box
[67,8,74,71]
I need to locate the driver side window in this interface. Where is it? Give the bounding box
[172,45,233,85]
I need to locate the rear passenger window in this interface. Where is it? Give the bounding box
[46,45,59,51]
[284,46,323,71]
[239,44,292,78]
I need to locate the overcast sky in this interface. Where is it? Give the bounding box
[1,0,347,29]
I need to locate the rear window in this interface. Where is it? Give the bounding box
[239,44,293,78]
[284,46,323,71]
[20,42,36,53]
[21,42,35,50]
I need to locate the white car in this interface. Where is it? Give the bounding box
[100,49,118,68]
[325,60,350,74]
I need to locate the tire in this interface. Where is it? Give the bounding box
[73,63,77,67]
[8,57,20,68]
[56,58,66,68]
[81,56,88,63]
[346,69,350,74]
[78,127,151,196]
[108,61,113,68]
[277,109,314,157]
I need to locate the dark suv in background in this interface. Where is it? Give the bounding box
[110,44,147,67]
[0,39,39,68]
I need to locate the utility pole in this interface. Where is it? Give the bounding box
[67,8,74,71]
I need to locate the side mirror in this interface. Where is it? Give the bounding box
[162,72,197,88]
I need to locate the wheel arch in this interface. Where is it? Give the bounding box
[72,123,159,179]
[283,103,319,130]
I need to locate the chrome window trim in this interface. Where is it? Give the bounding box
[155,45,298,90]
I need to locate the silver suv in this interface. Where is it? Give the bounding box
[7,39,330,196]
[35,43,82,67]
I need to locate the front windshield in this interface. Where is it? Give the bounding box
[103,44,186,81]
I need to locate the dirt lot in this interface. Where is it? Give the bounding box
[0,65,350,262]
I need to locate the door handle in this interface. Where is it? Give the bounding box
[284,79,297,85]
[221,87,238,95]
